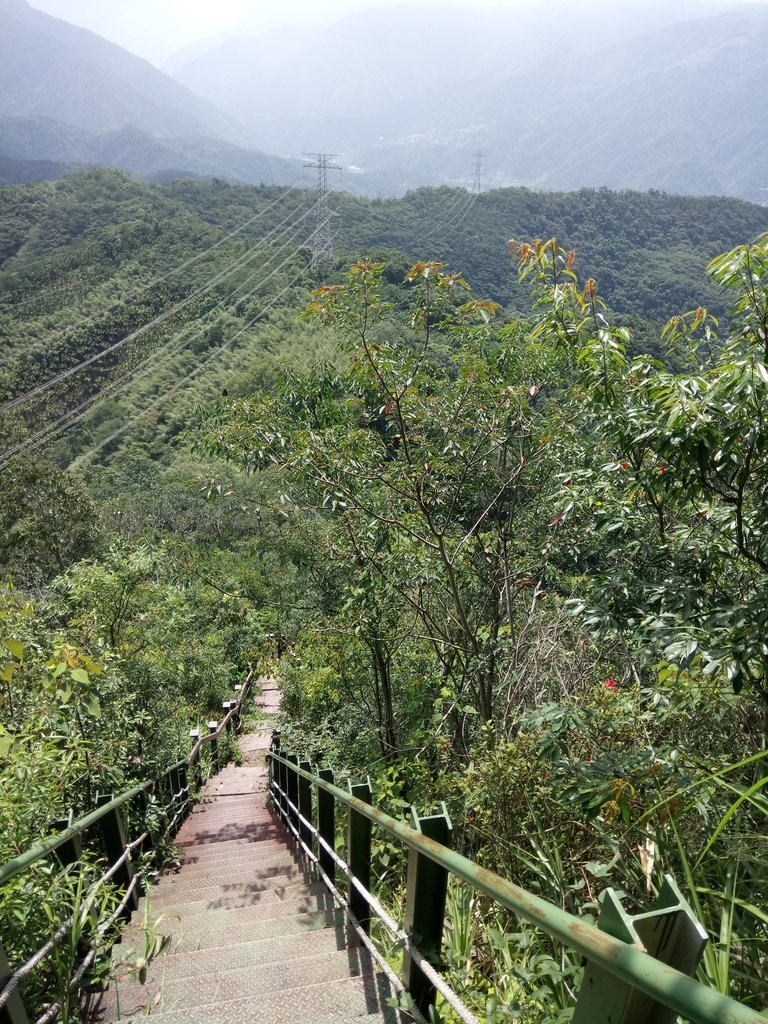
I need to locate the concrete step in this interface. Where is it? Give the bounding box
[178,814,275,829]
[100,947,377,1019]
[180,809,273,825]
[176,805,276,822]
[121,896,341,942]
[112,924,361,982]
[168,852,298,872]
[136,882,332,921]
[174,823,279,841]
[171,847,302,871]
[144,872,319,905]
[181,799,270,814]
[97,974,399,1024]
[102,717,400,1024]
[117,908,347,956]
[191,791,267,801]
[155,862,313,891]
[175,830,294,851]
[192,787,266,796]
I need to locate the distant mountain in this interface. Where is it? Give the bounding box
[0,0,324,190]
[463,5,768,203]
[169,1,768,203]
[0,115,315,189]
[0,0,248,144]
[4,0,767,201]
[0,154,75,185]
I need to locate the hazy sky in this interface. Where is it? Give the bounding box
[28,0,768,66]
[29,0,502,64]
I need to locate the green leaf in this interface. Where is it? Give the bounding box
[2,639,24,661]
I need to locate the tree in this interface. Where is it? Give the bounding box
[0,456,99,586]
[514,233,768,740]
[199,260,584,749]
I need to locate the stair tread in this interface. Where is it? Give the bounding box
[100,949,379,1019]
[135,884,334,921]
[103,718,395,1023]
[117,908,347,954]
[96,976,400,1024]
[112,923,361,980]
[151,866,315,894]
[162,862,302,881]
[137,879,326,911]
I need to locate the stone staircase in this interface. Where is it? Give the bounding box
[98,682,400,1023]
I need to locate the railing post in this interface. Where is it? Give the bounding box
[96,794,138,915]
[0,940,29,1024]
[160,769,173,824]
[573,875,708,1024]
[268,733,280,812]
[347,778,372,933]
[137,788,156,861]
[298,760,313,852]
[285,754,299,835]
[317,768,335,883]
[234,681,243,716]
[275,749,288,823]
[207,721,219,773]
[402,804,453,1017]
[188,729,202,793]
[177,763,190,824]
[222,701,235,732]
[169,765,181,809]
[51,812,83,869]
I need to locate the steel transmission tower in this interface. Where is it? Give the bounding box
[471,151,485,195]
[303,152,341,272]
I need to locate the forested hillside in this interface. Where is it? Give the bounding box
[1,168,767,1020]
[3,170,767,480]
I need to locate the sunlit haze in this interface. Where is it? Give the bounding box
[28,0,518,64]
[28,0,768,66]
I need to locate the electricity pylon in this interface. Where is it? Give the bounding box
[303,152,341,272]
[471,151,485,195]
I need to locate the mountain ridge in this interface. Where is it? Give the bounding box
[0,0,247,143]
[169,1,768,202]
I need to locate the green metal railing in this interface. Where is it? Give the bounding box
[0,667,255,1024]
[268,743,766,1024]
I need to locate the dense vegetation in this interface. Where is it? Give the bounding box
[1,168,767,1021]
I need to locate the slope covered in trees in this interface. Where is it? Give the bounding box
[198,243,768,1017]
[2,170,768,478]
[1,169,767,1020]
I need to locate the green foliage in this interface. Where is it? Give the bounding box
[0,455,100,585]
[514,233,768,712]
[201,238,768,1013]
[3,167,768,1018]
[200,259,590,748]
[2,172,766,481]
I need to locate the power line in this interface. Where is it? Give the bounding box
[0,194,320,416]
[418,154,487,255]
[73,266,314,466]
[0,213,320,469]
[303,153,341,272]
[421,189,471,243]
[3,186,300,318]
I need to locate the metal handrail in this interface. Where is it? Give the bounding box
[271,777,475,1024]
[0,667,254,888]
[269,750,766,1024]
[0,666,256,1024]
[0,781,153,889]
